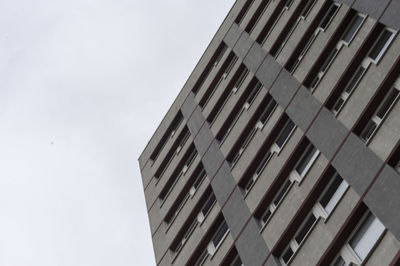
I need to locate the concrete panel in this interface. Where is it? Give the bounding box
[243,42,267,74]
[353,0,390,20]
[210,162,236,205]
[332,133,383,197]
[269,69,300,109]
[224,23,243,48]
[364,165,400,241]
[194,123,215,157]
[186,106,206,137]
[306,108,349,160]
[202,141,225,178]
[233,31,254,59]
[255,55,282,90]
[287,86,321,132]
[381,0,400,30]
[264,256,280,266]
[181,92,197,119]
[221,187,252,238]
[236,219,270,266]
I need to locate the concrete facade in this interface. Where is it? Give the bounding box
[139,0,400,265]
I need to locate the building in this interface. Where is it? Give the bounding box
[138,0,400,265]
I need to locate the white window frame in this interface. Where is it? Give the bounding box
[317,173,349,219]
[336,212,386,265]
[368,27,397,64]
[207,222,230,256]
[341,13,366,46]
[290,144,320,183]
[271,119,297,154]
[244,151,274,196]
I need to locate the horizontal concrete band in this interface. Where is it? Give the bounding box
[180,92,273,266]
[223,18,400,242]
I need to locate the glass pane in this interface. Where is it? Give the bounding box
[344,67,366,94]
[368,29,394,61]
[321,48,339,73]
[296,145,317,176]
[276,120,296,149]
[259,99,277,124]
[231,255,243,266]
[262,209,272,224]
[282,247,294,263]
[246,82,262,105]
[273,179,292,206]
[332,98,345,113]
[321,175,349,214]
[342,15,364,43]
[255,151,272,176]
[332,256,346,266]
[376,88,400,119]
[350,213,385,260]
[202,194,216,215]
[295,214,317,244]
[212,222,229,247]
[319,4,339,30]
[360,120,377,142]
[301,0,316,17]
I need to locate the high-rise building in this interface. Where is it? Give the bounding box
[138,0,400,265]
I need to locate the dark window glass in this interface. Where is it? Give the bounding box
[342,15,364,43]
[259,99,277,124]
[344,67,366,94]
[212,222,229,247]
[368,29,394,61]
[376,88,400,119]
[262,209,272,223]
[319,4,339,30]
[295,214,317,244]
[276,120,296,148]
[320,175,343,208]
[332,98,345,113]
[201,194,216,216]
[301,0,316,18]
[273,179,292,206]
[282,247,294,263]
[360,121,377,142]
[296,145,317,175]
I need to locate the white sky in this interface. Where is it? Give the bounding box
[0,0,235,265]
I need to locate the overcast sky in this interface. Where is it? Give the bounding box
[0,0,234,265]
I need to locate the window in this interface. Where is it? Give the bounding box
[244,81,262,109]
[336,212,386,265]
[273,119,296,152]
[319,174,349,216]
[214,45,227,67]
[230,126,259,168]
[280,213,318,265]
[300,0,316,19]
[244,151,273,195]
[194,250,209,266]
[245,0,271,34]
[231,254,243,266]
[342,14,365,45]
[360,83,400,143]
[150,112,183,164]
[319,3,340,31]
[190,169,207,196]
[292,143,320,181]
[208,221,229,255]
[309,47,340,91]
[368,28,396,63]
[223,55,238,78]
[286,2,340,73]
[332,66,367,115]
[259,179,293,228]
[182,149,198,174]
[197,193,216,223]
[259,97,277,125]
[233,68,249,93]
